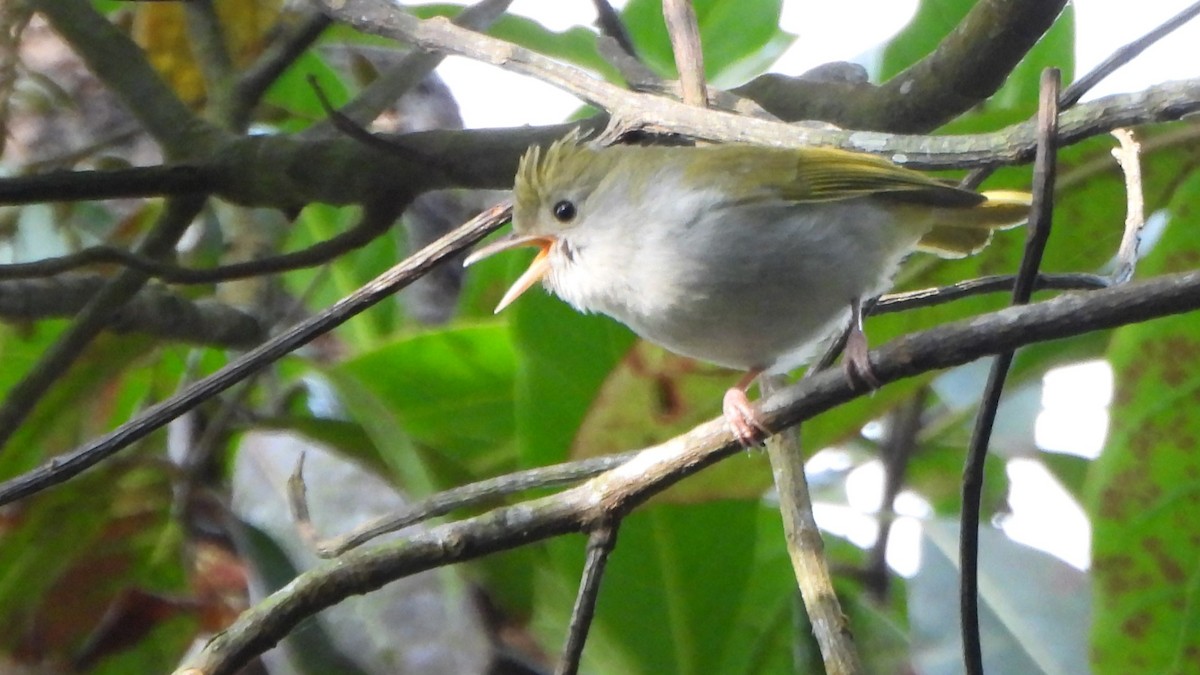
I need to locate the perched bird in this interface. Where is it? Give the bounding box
[466,135,1030,445]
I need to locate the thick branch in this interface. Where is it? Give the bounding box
[173,268,1200,675]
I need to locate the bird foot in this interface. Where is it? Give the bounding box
[842,298,881,391]
[722,387,770,447]
[842,324,880,390]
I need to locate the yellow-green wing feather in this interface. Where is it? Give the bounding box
[784,147,983,207]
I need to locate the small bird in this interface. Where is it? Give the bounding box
[466,135,1030,445]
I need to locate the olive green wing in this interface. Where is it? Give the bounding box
[781,147,984,207]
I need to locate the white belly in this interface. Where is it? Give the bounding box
[548,198,926,373]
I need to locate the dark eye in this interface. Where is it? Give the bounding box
[552,200,577,222]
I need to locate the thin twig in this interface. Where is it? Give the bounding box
[761,375,862,674]
[662,0,707,108]
[960,68,1060,675]
[872,273,1110,314]
[1109,128,1145,284]
[556,523,620,675]
[1060,0,1200,108]
[0,202,399,284]
[807,272,1108,377]
[302,0,512,137]
[293,451,636,556]
[231,12,333,128]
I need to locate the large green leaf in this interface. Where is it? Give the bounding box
[507,266,636,467]
[1088,167,1200,674]
[330,322,519,478]
[535,500,765,675]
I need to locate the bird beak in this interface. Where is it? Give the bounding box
[464,233,557,313]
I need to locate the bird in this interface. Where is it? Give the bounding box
[465,135,1030,445]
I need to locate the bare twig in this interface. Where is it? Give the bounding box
[960,68,1060,675]
[761,375,862,674]
[1109,128,1146,284]
[315,0,1200,168]
[872,273,1110,314]
[231,11,333,128]
[293,451,636,556]
[167,266,1200,674]
[557,523,620,675]
[0,202,400,284]
[1060,0,1200,108]
[662,0,706,108]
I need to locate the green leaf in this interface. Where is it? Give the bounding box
[1088,168,1200,674]
[621,0,793,84]
[509,271,636,467]
[331,323,519,479]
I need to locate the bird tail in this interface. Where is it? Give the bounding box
[916,190,1032,258]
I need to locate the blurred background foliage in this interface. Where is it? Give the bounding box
[1,0,1197,673]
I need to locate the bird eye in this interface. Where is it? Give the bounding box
[552,200,577,222]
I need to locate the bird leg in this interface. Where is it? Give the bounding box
[842,297,881,390]
[723,369,770,447]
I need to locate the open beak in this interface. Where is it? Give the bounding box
[464,233,557,313]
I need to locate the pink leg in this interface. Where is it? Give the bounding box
[723,370,770,447]
[842,297,881,390]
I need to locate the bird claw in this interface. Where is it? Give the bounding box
[722,387,770,447]
[842,324,880,390]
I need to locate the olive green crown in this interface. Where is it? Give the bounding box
[513,130,601,211]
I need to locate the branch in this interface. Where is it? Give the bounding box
[303,0,512,137]
[0,275,265,348]
[0,165,216,205]
[740,0,1069,132]
[960,69,1060,675]
[315,0,1200,168]
[761,376,862,674]
[30,0,217,155]
[171,266,1200,675]
[231,11,333,128]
